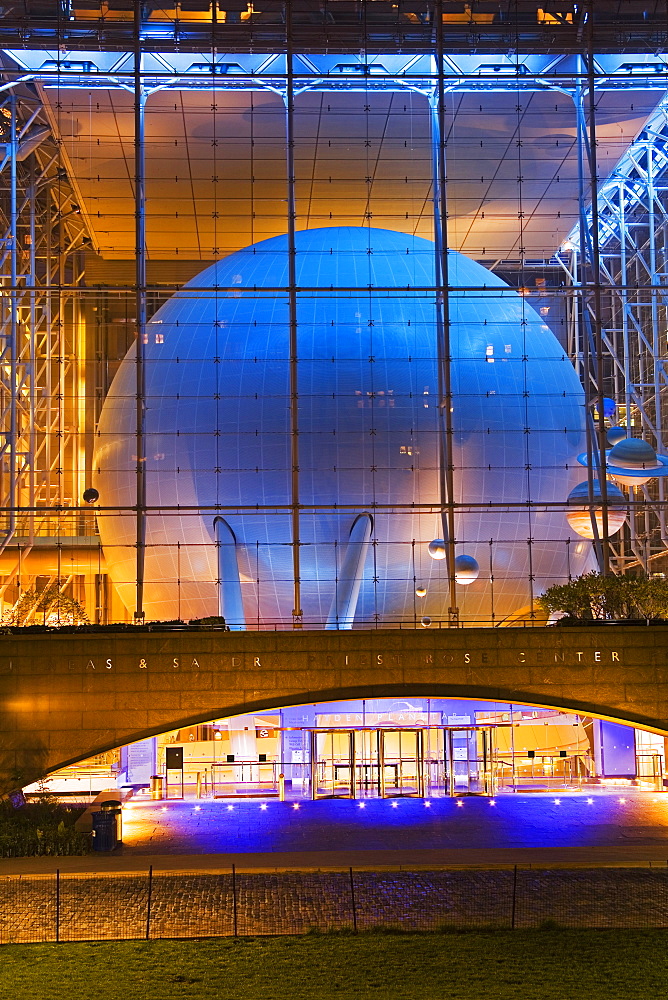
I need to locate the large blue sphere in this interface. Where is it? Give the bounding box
[95,227,592,625]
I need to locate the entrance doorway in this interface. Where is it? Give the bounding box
[378,729,424,797]
[445,727,496,796]
[311,729,356,798]
[308,725,500,799]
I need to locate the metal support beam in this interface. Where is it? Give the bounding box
[431,1,458,627]
[134,5,147,624]
[284,10,302,629]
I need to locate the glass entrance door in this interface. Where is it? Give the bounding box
[378,729,424,797]
[310,730,355,798]
[446,728,496,796]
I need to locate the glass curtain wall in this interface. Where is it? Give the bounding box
[0,4,666,628]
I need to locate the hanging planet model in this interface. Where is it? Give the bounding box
[565,480,627,539]
[454,554,480,585]
[606,426,627,447]
[428,539,447,560]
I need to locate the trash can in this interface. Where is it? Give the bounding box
[91,810,117,852]
[100,799,123,843]
[150,775,164,800]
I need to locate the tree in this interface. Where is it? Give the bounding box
[537,572,668,622]
[1,586,89,627]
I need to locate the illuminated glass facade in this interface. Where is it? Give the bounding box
[1,3,668,628]
[35,697,664,803]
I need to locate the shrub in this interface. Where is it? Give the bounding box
[537,572,668,621]
[0,796,89,857]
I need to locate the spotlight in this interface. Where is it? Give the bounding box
[194,806,201,812]
[553,799,561,805]
[292,803,300,810]
[358,802,366,809]
[260,803,267,810]
[586,798,594,805]
[489,800,496,806]
[391,802,398,808]
[227,805,234,811]
[424,801,431,807]
[161,807,167,812]
[456,800,463,808]
[618,798,626,804]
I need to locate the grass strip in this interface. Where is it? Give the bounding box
[1,927,667,1000]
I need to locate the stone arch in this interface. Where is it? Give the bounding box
[38,682,668,783]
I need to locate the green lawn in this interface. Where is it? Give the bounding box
[2,929,667,1000]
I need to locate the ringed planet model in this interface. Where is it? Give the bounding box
[94,227,595,627]
[577,433,668,488]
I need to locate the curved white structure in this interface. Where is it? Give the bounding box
[94,227,592,626]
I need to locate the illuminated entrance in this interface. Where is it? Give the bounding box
[309,726,501,799]
[28,696,668,802]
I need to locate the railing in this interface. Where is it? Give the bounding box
[3,864,668,942]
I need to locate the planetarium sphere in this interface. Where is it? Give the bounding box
[94,227,593,626]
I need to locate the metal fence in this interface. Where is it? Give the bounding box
[2,866,668,942]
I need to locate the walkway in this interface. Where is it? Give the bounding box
[2,789,668,876]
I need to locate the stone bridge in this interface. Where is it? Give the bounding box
[1,624,667,793]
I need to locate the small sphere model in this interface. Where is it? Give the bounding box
[428,539,447,561]
[602,397,617,419]
[454,554,480,585]
[606,426,627,447]
[95,227,593,626]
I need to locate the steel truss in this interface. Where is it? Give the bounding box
[564,98,668,573]
[0,75,93,613]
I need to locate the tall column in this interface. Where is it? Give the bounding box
[134,6,147,623]
[431,1,458,626]
[285,2,302,628]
